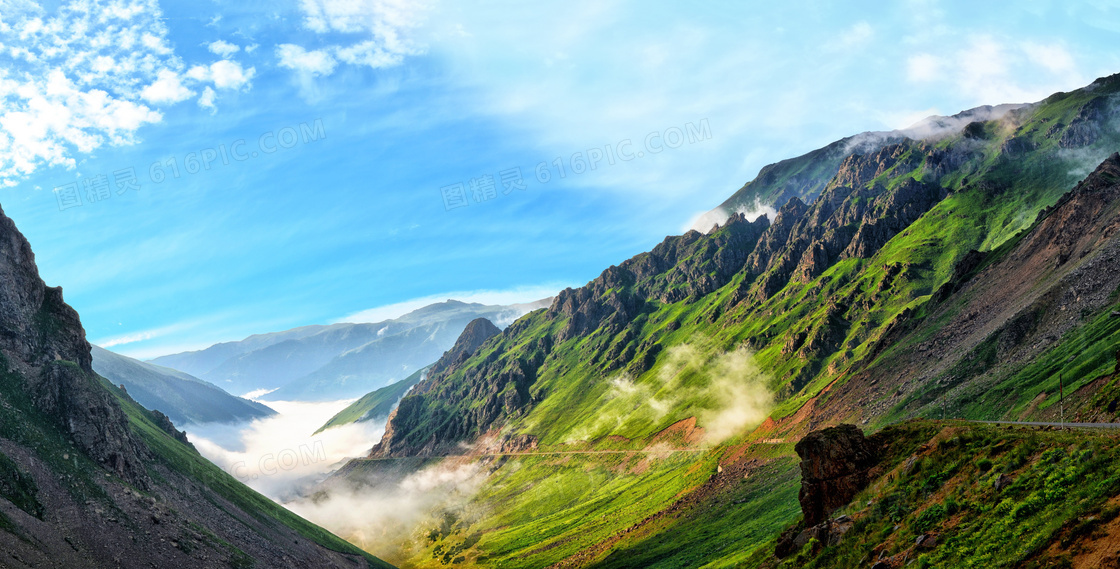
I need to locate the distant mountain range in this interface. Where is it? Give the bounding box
[316,317,503,434]
[150,298,551,401]
[91,345,274,426]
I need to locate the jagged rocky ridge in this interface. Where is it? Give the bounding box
[367,73,1120,460]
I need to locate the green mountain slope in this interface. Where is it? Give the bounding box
[374,74,1120,458]
[316,367,428,434]
[91,345,275,426]
[750,421,1120,569]
[311,74,1120,568]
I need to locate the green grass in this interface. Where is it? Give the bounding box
[758,421,1120,569]
[0,450,42,520]
[887,291,1120,423]
[587,458,801,569]
[316,366,428,434]
[406,92,1119,446]
[399,447,801,569]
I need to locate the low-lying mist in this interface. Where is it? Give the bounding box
[286,459,490,564]
[184,399,386,499]
[567,343,774,445]
[185,397,492,563]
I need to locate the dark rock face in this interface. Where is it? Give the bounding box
[1059,96,1112,148]
[741,143,947,301]
[795,424,879,527]
[150,409,194,450]
[496,433,538,453]
[552,212,771,344]
[0,206,149,485]
[775,514,856,558]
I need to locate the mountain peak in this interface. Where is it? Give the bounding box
[897,102,1030,141]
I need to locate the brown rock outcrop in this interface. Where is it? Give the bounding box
[795,424,879,527]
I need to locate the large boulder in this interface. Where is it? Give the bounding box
[795,424,879,527]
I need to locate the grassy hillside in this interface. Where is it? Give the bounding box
[381,74,1120,456]
[316,367,428,434]
[0,353,394,567]
[751,421,1120,569]
[92,345,275,426]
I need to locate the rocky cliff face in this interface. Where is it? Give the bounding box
[0,206,149,485]
[824,153,1120,424]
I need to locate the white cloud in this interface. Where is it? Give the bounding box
[299,0,426,37]
[184,399,385,499]
[833,21,874,50]
[140,69,193,103]
[277,0,427,77]
[0,0,178,185]
[207,39,241,58]
[336,39,409,68]
[0,68,163,184]
[276,44,338,76]
[99,330,158,348]
[684,198,779,233]
[210,59,254,89]
[0,0,259,186]
[198,86,217,114]
[1021,41,1076,75]
[287,458,488,560]
[907,53,944,82]
[95,320,188,348]
[186,59,256,90]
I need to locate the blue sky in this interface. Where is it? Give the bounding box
[2,0,1118,359]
